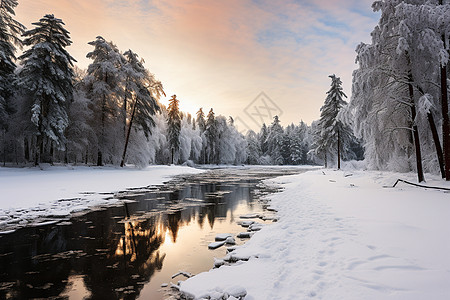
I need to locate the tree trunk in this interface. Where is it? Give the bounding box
[440,0,450,181]
[2,129,6,167]
[24,137,29,162]
[98,94,106,167]
[427,112,445,178]
[97,151,102,166]
[35,134,42,166]
[324,152,327,168]
[408,75,425,182]
[123,84,129,139]
[337,129,341,170]
[120,97,138,167]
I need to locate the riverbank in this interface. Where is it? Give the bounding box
[179,169,450,300]
[0,165,204,232]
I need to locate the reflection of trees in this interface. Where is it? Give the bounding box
[167,211,181,243]
[0,225,71,299]
[0,208,168,300]
[83,215,166,299]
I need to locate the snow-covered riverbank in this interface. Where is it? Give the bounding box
[179,169,450,300]
[0,165,204,232]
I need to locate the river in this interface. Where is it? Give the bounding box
[0,167,307,299]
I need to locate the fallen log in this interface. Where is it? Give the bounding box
[392,179,450,191]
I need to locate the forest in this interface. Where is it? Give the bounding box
[0,0,449,182]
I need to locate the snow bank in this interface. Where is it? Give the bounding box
[0,165,203,232]
[179,169,450,299]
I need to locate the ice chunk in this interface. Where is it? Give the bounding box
[208,241,226,249]
[227,246,238,252]
[266,206,277,212]
[237,232,254,238]
[225,236,236,245]
[239,220,254,227]
[239,213,260,219]
[172,271,192,279]
[214,258,225,268]
[215,233,232,241]
[249,223,264,231]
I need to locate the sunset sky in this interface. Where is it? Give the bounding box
[16,0,379,132]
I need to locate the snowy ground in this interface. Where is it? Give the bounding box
[179,169,450,300]
[0,165,204,233]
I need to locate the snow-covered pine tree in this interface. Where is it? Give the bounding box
[196,108,206,132]
[148,109,170,164]
[179,113,202,163]
[258,123,269,163]
[314,74,353,169]
[351,0,448,179]
[167,94,181,164]
[205,108,216,164]
[195,108,207,164]
[0,0,24,132]
[289,124,305,165]
[214,115,247,164]
[280,124,291,165]
[266,115,284,165]
[120,49,162,167]
[65,83,95,164]
[18,14,75,165]
[246,130,261,164]
[395,0,449,179]
[85,36,125,166]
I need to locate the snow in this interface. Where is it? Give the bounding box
[179,169,450,300]
[0,165,203,231]
[208,241,226,250]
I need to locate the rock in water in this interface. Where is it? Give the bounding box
[208,241,226,249]
[225,236,236,245]
[215,233,232,241]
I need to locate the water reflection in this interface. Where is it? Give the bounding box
[0,168,299,299]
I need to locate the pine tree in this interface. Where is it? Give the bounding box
[205,108,216,164]
[0,0,24,131]
[120,49,162,167]
[289,125,304,165]
[246,130,261,164]
[85,36,125,166]
[196,108,206,132]
[350,0,449,179]
[267,116,283,165]
[314,75,353,169]
[167,95,181,164]
[18,14,75,165]
[259,123,268,155]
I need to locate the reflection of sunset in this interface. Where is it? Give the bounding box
[164,228,174,246]
[114,219,166,262]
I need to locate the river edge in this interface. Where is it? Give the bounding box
[0,165,205,233]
